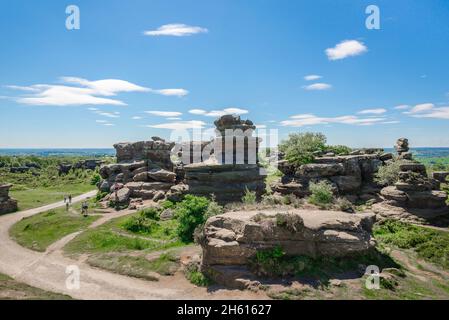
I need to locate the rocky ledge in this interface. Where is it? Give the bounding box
[0,183,18,215]
[199,209,376,286]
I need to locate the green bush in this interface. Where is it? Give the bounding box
[279,132,327,166]
[326,145,352,155]
[121,215,156,234]
[308,181,334,207]
[139,207,160,221]
[374,160,407,186]
[242,187,257,205]
[176,195,210,243]
[90,174,101,186]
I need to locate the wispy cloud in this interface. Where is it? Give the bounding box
[403,103,449,119]
[95,111,120,118]
[145,111,182,117]
[404,103,435,114]
[147,120,206,129]
[7,77,188,106]
[358,108,387,115]
[151,88,188,97]
[281,113,388,127]
[131,116,143,120]
[188,107,249,117]
[326,40,367,60]
[304,74,322,81]
[394,105,410,110]
[95,120,109,123]
[144,24,208,37]
[303,83,332,91]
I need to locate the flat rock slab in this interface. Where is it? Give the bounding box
[200,209,376,268]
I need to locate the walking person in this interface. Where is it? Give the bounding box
[64,195,67,203]
[68,194,72,204]
[81,201,88,217]
[66,202,69,211]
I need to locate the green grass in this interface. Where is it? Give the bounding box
[10,184,95,210]
[9,206,99,252]
[374,220,449,269]
[86,253,180,281]
[64,213,184,256]
[0,272,72,300]
[416,155,449,172]
[184,264,212,287]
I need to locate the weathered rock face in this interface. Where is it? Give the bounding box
[0,184,18,215]
[98,137,178,204]
[200,209,376,285]
[373,140,449,222]
[114,138,175,169]
[184,163,265,203]
[181,115,265,203]
[272,153,384,200]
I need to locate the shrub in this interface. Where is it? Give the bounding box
[161,200,175,210]
[121,215,156,234]
[95,191,108,202]
[279,132,327,166]
[308,181,334,207]
[242,187,257,205]
[184,263,211,287]
[139,207,160,221]
[326,145,352,155]
[176,195,210,243]
[375,160,406,186]
[204,198,224,220]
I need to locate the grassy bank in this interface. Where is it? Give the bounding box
[0,273,71,300]
[10,205,99,252]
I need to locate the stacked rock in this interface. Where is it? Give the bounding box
[182,115,265,203]
[98,137,177,204]
[395,138,413,160]
[0,184,18,214]
[272,151,387,202]
[374,140,449,222]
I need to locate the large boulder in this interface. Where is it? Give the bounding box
[110,187,131,204]
[200,209,376,268]
[148,168,176,183]
[297,163,345,178]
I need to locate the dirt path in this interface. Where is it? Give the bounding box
[0,191,267,300]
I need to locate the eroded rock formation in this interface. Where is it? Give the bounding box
[272,152,387,202]
[0,184,18,214]
[373,140,449,222]
[98,137,177,204]
[199,209,376,287]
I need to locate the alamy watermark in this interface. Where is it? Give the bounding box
[65,265,80,290]
[66,5,80,30]
[365,5,380,30]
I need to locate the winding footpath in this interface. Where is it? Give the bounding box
[0,191,265,300]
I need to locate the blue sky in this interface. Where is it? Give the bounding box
[1,0,449,148]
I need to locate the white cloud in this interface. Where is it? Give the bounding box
[144,24,208,37]
[188,107,249,117]
[189,109,207,115]
[147,120,206,130]
[326,40,367,60]
[131,116,143,120]
[304,75,322,81]
[166,117,182,120]
[8,77,188,106]
[145,111,183,117]
[382,121,400,124]
[88,107,99,111]
[103,123,115,126]
[404,103,435,114]
[255,124,267,129]
[281,114,386,127]
[394,105,410,110]
[303,83,332,91]
[151,88,189,97]
[96,120,108,123]
[358,108,387,115]
[95,111,120,118]
[408,105,449,120]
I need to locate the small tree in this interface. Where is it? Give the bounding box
[279,132,327,166]
[242,187,257,205]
